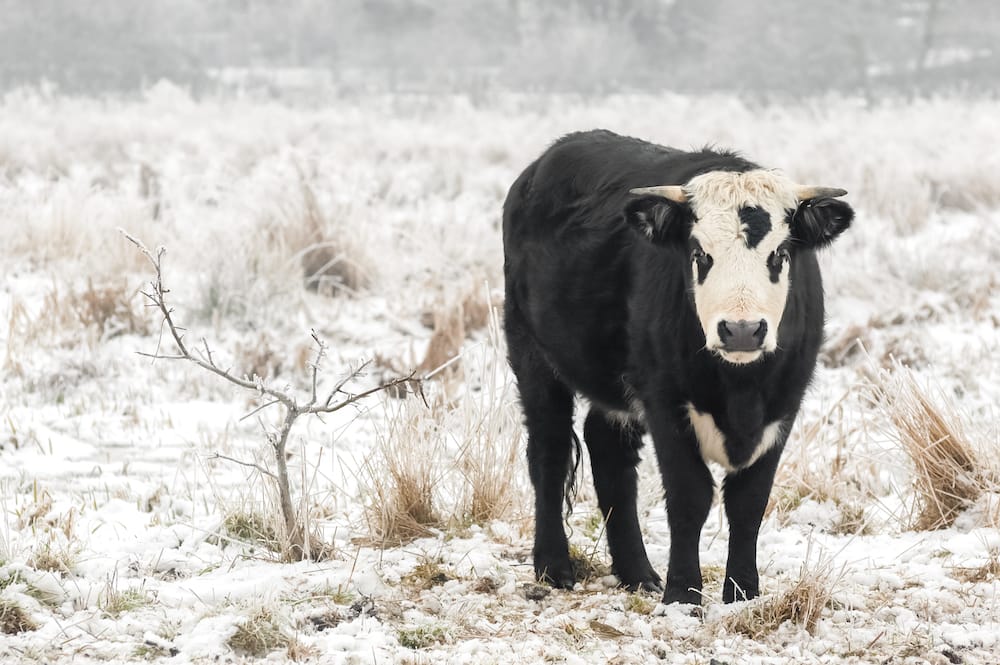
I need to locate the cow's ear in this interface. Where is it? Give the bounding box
[624,196,690,245]
[789,198,854,248]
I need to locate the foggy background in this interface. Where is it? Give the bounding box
[2,0,999,101]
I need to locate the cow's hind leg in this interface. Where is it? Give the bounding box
[506,317,576,587]
[584,408,661,592]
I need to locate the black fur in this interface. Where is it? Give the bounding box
[739,205,771,248]
[502,129,852,604]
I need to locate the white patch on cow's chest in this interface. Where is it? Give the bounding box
[685,403,783,472]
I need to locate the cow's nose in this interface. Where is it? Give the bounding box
[717,319,767,352]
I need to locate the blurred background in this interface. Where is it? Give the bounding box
[2,0,999,101]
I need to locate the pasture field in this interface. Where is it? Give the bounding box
[1,85,999,664]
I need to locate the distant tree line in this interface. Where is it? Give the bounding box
[1,0,997,98]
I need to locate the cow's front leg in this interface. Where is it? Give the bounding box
[648,409,714,606]
[722,442,783,603]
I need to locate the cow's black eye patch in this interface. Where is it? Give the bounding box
[738,206,771,249]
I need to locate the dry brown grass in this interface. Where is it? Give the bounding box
[868,363,985,530]
[0,599,37,635]
[359,399,445,543]
[360,314,526,541]
[951,548,1000,584]
[289,175,372,297]
[455,313,524,524]
[5,280,148,363]
[722,557,839,639]
[228,608,290,656]
[417,303,466,384]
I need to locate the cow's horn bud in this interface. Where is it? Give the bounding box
[629,185,687,203]
[795,186,848,201]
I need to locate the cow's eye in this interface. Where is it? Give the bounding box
[770,248,790,271]
[691,248,710,265]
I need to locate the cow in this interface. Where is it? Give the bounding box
[502,129,853,605]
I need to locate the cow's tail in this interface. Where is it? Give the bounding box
[564,429,582,516]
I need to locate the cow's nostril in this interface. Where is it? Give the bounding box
[753,320,767,344]
[717,321,733,344]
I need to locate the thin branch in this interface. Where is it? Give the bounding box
[239,399,283,422]
[209,453,277,480]
[325,359,373,407]
[310,372,418,415]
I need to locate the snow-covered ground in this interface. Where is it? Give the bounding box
[1,85,999,664]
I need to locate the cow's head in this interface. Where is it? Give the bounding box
[625,170,853,364]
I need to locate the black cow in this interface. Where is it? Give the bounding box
[502,129,853,605]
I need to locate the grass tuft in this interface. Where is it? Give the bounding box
[397,624,448,649]
[403,559,453,591]
[224,511,282,553]
[723,558,838,639]
[0,598,38,634]
[228,608,290,656]
[868,363,985,530]
[952,548,1000,584]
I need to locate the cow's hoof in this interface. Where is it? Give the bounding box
[535,559,575,589]
[620,569,663,593]
[614,560,662,593]
[662,586,703,607]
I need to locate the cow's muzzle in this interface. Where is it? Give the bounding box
[717,319,768,352]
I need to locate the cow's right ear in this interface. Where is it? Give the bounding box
[624,196,690,245]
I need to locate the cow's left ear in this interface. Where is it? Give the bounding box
[789,198,854,248]
[624,196,691,245]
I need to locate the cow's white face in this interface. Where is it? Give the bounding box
[626,169,853,365]
[685,171,797,363]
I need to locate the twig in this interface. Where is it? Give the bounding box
[209,453,277,480]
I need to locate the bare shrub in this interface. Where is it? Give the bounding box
[124,232,413,560]
[868,363,984,530]
[722,556,839,638]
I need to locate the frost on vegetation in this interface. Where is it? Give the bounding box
[3,92,1000,664]
[227,607,290,657]
[0,597,37,635]
[868,362,991,531]
[722,556,840,639]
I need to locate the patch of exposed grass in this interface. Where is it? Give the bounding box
[568,543,611,584]
[830,502,872,536]
[403,559,453,591]
[28,540,78,575]
[228,608,290,656]
[286,636,319,661]
[397,624,448,649]
[101,586,151,617]
[1,598,38,634]
[623,592,654,615]
[224,511,281,553]
[722,559,838,639]
[952,549,1000,583]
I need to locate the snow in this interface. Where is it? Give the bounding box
[1,86,999,663]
